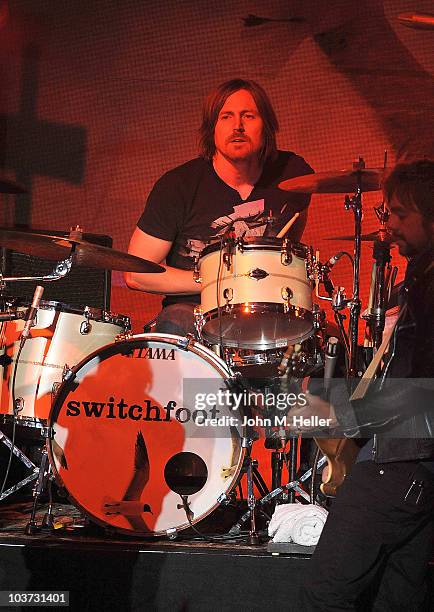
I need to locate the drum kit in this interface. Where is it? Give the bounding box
[0,158,398,541]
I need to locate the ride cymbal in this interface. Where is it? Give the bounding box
[279,168,383,194]
[326,229,393,243]
[0,229,165,273]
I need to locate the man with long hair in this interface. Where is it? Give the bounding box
[298,159,434,610]
[125,78,313,334]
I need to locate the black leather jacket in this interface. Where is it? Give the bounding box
[333,247,434,463]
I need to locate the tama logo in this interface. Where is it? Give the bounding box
[133,347,176,360]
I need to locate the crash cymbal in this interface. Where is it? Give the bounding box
[326,229,393,243]
[279,168,383,194]
[0,180,27,194]
[0,229,164,273]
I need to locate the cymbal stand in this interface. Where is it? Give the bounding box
[0,256,73,285]
[25,430,54,535]
[0,257,71,503]
[343,158,366,377]
[242,433,261,544]
[363,203,392,350]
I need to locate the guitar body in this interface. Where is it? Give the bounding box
[314,437,360,497]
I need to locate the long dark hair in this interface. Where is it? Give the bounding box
[199,78,279,162]
[383,159,434,222]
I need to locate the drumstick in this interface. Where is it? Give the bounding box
[277,212,300,239]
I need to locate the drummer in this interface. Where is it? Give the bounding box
[125,78,313,334]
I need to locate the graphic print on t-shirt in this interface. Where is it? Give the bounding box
[211,198,266,238]
[179,198,267,262]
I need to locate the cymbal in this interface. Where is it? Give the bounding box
[326,229,393,243]
[0,229,165,273]
[279,168,383,194]
[0,180,27,194]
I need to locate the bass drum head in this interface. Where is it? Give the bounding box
[48,334,244,537]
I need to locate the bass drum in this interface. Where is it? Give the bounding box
[48,334,245,537]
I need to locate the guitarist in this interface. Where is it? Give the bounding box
[293,159,434,611]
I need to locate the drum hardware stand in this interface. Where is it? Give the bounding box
[0,428,39,501]
[24,426,55,535]
[229,456,327,536]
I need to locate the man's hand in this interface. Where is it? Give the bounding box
[286,392,338,433]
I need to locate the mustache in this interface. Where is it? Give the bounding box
[226,133,250,144]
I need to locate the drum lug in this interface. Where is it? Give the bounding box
[193,305,204,341]
[193,257,202,284]
[40,426,53,439]
[166,527,178,540]
[217,492,231,505]
[176,335,194,350]
[248,268,268,281]
[305,246,315,279]
[115,330,132,342]
[62,365,74,381]
[223,287,233,303]
[281,239,292,266]
[281,287,293,312]
[312,304,326,330]
[13,397,24,415]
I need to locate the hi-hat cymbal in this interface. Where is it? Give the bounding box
[0,180,27,194]
[0,229,164,273]
[326,229,393,243]
[279,168,383,194]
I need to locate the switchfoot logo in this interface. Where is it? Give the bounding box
[65,397,222,423]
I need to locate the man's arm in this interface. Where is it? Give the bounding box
[124,227,199,295]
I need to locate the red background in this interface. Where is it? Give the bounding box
[1,1,434,490]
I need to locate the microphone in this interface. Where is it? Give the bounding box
[325,251,346,270]
[324,336,339,399]
[19,285,44,348]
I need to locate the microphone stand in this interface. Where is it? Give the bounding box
[0,257,73,503]
[363,203,392,351]
[344,159,365,378]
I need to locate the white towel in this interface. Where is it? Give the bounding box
[268,503,328,546]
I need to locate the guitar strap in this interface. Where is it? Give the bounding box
[350,304,407,401]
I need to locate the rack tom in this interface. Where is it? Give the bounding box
[197,238,314,350]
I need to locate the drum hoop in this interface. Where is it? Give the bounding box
[46,333,245,537]
[202,305,314,349]
[11,299,130,327]
[200,238,310,259]
[1,414,46,428]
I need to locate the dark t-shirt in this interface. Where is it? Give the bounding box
[137,151,313,306]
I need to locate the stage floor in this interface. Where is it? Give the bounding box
[0,501,314,611]
[0,501,433,611]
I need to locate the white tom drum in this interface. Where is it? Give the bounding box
[0,301,130,424]
[47,334,245,537]
[197,238,314,350]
